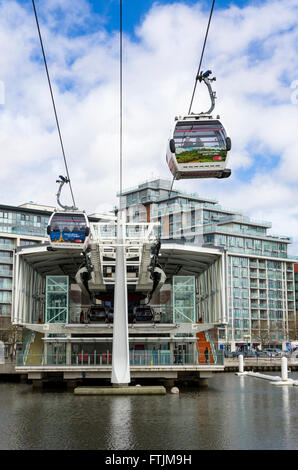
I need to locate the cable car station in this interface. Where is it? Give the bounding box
[13,218,226,386]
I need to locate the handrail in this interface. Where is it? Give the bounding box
[16,350,225,367]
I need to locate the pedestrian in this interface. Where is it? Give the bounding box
[178,346,183,364]
[174,347,178,364]
[204,347,209,364]
[80,311,84,323]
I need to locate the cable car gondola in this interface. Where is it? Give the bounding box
[47,176,90,250]
[47,210,90,250]
[166,71,231,180]
[166,113,231,180]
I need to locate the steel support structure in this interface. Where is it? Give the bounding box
[111,209,130,385]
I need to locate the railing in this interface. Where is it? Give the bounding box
[224,354,298,366]
[0,271,13,277]
[92,222,159,242]
[16,349,225,367]
[0,245,14,251]
[0,257,13,264]
[22,331,36,365]
[205,331,217,364]
[217,214,272,228]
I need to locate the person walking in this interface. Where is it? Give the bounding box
[204,347,209,364]
[174,347,178,364]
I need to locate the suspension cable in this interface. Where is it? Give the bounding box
[119,0,123,197]
[32,0,77,209]
[188,0,215,115]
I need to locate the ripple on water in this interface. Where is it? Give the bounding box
[0,373,298,450]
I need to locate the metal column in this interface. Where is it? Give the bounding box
[111,209,130,385]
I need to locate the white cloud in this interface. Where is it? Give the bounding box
[0,0,298,253]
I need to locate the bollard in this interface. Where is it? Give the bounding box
[239,354,244,373]
[281,356,288,381]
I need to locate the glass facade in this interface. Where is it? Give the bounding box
[45,276,69,323]
[173,276,196,323]
[0,205,53,344]
[0,208,49,237]
[0,237,14,250]
[218,256,295,345]
[211,233,288,258]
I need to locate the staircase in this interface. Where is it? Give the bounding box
[26,332,43,365]
[196,330,214,364]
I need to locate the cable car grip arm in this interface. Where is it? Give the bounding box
[56,175,77,211]
[197,70,216,115]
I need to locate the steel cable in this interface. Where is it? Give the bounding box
[188,0,215,114]
[32,0,77,209]
[119,0,123,197]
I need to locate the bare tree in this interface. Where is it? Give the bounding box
[252,321,285,349]
[2,324,22,360]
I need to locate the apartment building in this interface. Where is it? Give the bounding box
[120,179,297,350]
[0,202,53,355]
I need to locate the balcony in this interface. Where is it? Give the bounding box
[250,262,258,268]
[0,271,12,277]
[250,295,259,300]
[250,282,258,288]
[0,245,14,251]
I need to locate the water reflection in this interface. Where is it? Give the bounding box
[109,397,134,450]
[0,373,297,450]
[281,386,291,446]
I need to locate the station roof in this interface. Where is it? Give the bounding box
[16,242,223,283]
[159,243,223,277]
[17,244,83,280]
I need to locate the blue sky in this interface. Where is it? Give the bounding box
[18,0,257,35]
[17,0,266,45]
[1,0,298,252]
[88,0,256,34]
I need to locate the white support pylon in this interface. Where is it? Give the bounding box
[111,209,130,385]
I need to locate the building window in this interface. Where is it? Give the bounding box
[0,278,12,289]
[204,234,214,243]
[0,291,12,302]
[0,304,11,315]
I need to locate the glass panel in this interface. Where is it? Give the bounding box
[173,121,227,164]
[174,122,226,149]
[45,276,69,323]
[173,276,196,323]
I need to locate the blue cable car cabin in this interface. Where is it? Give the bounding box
[47,211,90,250]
